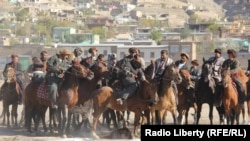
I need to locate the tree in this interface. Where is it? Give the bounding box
[15,8,29,22]
[180,27,191,40]
[150,30,162,44]
[90,27,105,40]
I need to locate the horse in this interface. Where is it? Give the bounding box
[74,61,109,130]
[195,58,225,125]
[221,67,242,125]
[0,66,20,127]
[149,63,182,125]
[24,63,93,135]
[56,63,94,137]
[177,69,197,124]
[91,63,159,139]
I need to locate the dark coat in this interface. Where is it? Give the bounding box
[175,60,189,70]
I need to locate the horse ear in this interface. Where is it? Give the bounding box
[202,57,206,63]
[150,59,155,65]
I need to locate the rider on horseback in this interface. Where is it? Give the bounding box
[114,48,146,105]
[82,47,98,68]
[153,50,177,96]
[174,52,190,104]
[222,49,246,105]
[2,54,25,104]
[207,48,225,106]
[45,49,72,109]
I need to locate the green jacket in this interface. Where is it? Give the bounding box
[222,59,239,74]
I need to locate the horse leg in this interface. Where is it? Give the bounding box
[12,104,18,126]
[144,109,151,125]
[92,106,106,140]
[61,105,67,137]
[108,109,118,129]
[6,106,10,127]
[247,100,250,124]
[185,108,189,125]
[171,109,178,125]
[195,103,202,125]
[162,110,168,124]
[208,103,214,125]
[126,111,130,124]
[158,110,165,125]
[150,109,156,125]
[240,103,245,124]
[133,113,141,138]
[66,110,73,136]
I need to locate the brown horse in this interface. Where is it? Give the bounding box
[221,67,242,125]
[53,63,94,137]
[150,63,182,125]
[25,63,93,135]
[91,64,159,139]
[0,66,20,127]
[74,61,109,130]
[177,69,197,124]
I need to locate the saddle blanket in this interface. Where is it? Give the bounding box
[37,81,49,100]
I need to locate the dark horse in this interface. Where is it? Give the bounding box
[57,63,94,137]
[91,62,159,139]
[24,63,93,135]
[195,58,224,125]
[0,66,20,127]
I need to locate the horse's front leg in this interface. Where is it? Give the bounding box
[61,105,67,137]
[170,109,178,125]
[66,109,73,137]
[6,106,10,127]
[133,113,141,138]
[208,103,214,125]
[12,104,18,126]
[195,103,202,125]
[150,109,155,125]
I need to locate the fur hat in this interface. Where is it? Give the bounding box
[227,49,237,58]
[191,59,199,66]
[59,49,71,55]
[180,52,189,59]
[214,48,222,54]
[88,47,97,53]
[128,47,137,53]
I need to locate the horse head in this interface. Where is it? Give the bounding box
[201,59,213,83]
[221,67,231,88]
[90,61,109,80]
[179,69,194,90]
[6,66,16,83]
[162,63,182,84]
[144,60,155,80]
[142,62,159,105]
[68,63,94,80]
